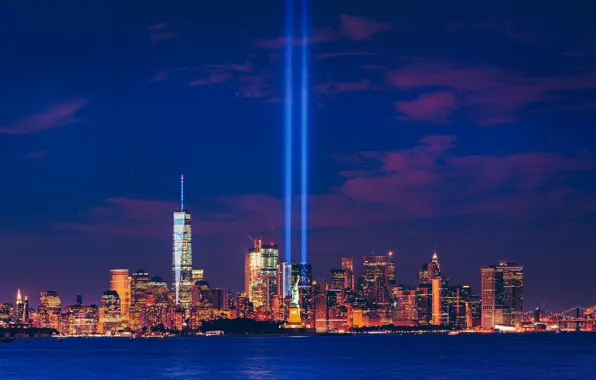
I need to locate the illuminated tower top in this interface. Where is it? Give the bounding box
[180,174,184,211]
[16,289,22,305]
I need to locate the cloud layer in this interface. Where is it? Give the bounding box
[0,100,87,135]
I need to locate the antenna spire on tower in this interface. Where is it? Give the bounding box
[180,174,184,211]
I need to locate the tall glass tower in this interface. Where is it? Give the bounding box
[173,175,192,312]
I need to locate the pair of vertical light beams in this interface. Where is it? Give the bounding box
[284,0,309,264]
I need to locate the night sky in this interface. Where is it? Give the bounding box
[1,1,595,310]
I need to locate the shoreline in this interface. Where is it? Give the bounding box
[6,330,595,340]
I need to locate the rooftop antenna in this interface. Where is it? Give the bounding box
[180,174,184,211]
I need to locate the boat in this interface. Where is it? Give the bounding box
[448,331,460,336]
[205,330,224,336]
[1,337,15,343]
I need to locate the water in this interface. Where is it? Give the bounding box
[2,334,596,379]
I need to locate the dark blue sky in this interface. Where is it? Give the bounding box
[1,1,595,310]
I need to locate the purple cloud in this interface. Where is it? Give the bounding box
[0,99,87,135]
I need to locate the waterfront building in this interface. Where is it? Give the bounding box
[298,263,314,326]
[236,292,253,319]
[394,287,417,325]
[110,269,130,328]
[431,277,448,325]
[415,284,432,324]
[481,261,524,328]
[314,293,327,330]
[224,290,235,310]
[98,290,121,334]
[39,290,61,330]
[130,269,149,331]
[172,175,193,313]
[245,236,279,309]
[362,254,390,305]
[145,276,170,329]
[210,288,223,310]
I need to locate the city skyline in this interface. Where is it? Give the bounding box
[1,1,596,311]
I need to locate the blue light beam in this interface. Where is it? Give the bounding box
[300,0,309,264]
[284,0,294,263]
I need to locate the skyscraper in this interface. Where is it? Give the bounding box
[16,289,23,322]
[500,261,524,327]
[419,248,441,285]
[145,276,170,329]
[363,255,390,304]
[110,269,130,327]
[431,277,444,325]
[23,296,29,322]
[39,290,61,329]
[130,269,149,331]
[173,175,192,312]
[481,266,503,328]
[98,290,121,334]
[330,269,346,291]
[388,252,396,286]
[246,236,279,309]
[481,261,524,328]
[341,257,354,290]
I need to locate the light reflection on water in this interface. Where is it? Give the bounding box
[1,334,596,379]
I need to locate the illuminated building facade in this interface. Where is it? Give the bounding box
[419,249,441,285]
[501,262,524,327]
[39,290,61,330]
[481,262,524,328]
[191,280,213,323]
[224,290,235,310]
[394,287,417,325]
[98,290,121,334]
[341,257,354,290]
[277,261,293,299]
[363,255,390,304]
[172,175,193,312]
[431,277,444,325]
[298,263,313,325]
[130,269,149,331]
[330,269,346,292]
[145,276,170,329]
[246,237,279,309]
[388,252,396,286]
[314,293,327,330]
[72,305,99,335]
[192,269,204,282]
[16,289,23,322]
[415,284,432,324]
[236,292,253,319]
[481,266,505,328]
[110,269,130,327]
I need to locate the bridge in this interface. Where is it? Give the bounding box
[521,306,596,331]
